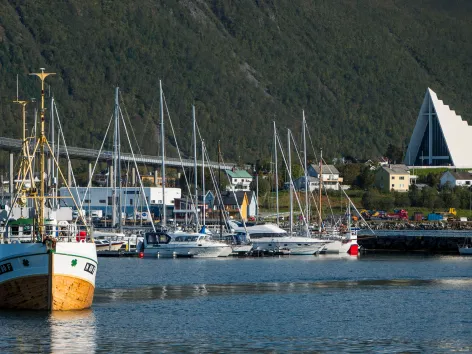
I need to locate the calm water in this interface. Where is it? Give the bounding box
[1,255,472,353]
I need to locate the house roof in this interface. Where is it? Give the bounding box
[381,164,409,175]
[224,169,253,179]
[221,191,247,205]
[311,164,339,175]
[448,171,472,180]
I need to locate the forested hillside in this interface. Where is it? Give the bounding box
[0,0,471,164]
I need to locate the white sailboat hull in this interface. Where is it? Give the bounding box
[0,242,97,310]
[251,237,325,255]
[459,246,472,255]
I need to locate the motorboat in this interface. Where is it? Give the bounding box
[94,239,124,251]
[227,221,326,255]
[142,231,230,258]
[458,244,472,255]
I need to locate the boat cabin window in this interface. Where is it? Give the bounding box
[174,235,199,242]
[146,232,171,245]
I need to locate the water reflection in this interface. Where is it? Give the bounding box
[94,278,472,304]
[50,310,96,353]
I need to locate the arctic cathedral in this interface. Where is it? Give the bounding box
[404,88,472,168]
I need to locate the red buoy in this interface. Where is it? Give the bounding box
[139,252,144,259]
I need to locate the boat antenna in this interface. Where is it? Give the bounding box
[30,68,55,240]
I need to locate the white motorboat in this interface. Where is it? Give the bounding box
[142,231,229,258]
[228,221,326,255]
[94,240,124,251]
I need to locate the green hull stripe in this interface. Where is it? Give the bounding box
[54,253,98,265]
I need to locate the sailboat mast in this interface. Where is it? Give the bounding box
[319,148,323,231]
[51,97,55,206]
[202,140,205,228]
[112,87,119,228]
[160,80,166,227]
[218,140,222,237]
[288,129,293,236]
[30,69,55,239]
[273,121,279,227]
[193,105,199,231]
[302,111,309,236]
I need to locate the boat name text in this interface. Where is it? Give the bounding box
[84,263,95,275]
[0,263,13,275]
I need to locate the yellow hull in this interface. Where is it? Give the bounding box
[0,274,94,310]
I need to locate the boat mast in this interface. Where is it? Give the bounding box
[274,121,279,227]
[302,111,309,236]
[193,105,199,231]
[112,87,119,229]
[288,129,293,236]
[160,80,166,227]
[319,148,323,232]
[30,69,55,240]
[202,140,205,228]
[218,140,222,237]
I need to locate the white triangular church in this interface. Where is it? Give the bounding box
[404,88,472,168]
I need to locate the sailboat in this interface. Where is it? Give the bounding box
[0,69,97,310]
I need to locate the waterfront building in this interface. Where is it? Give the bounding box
[439,170,472,188]
[221,191,249,221]
[404,88,472,168]
[374,164,410,192]
[59,186,181,219]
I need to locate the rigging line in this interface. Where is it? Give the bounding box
[289,131,321,223]
[274,128,308,231]
[219,149,250,232]
[119,102,156,233]
[54,102,80,199]
[162,94,197,216]
[303,119,337,222]
[119,92,150,175]
[201,143,231,233]
[77,114,114,211]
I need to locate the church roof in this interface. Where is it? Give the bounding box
[405,88,472,168]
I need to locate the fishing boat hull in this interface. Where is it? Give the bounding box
[0,242,97,310]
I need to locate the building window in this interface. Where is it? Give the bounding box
[130,199,133,205]
[108,197,112,205]
[400,176,405,180]
[99,199,106,204]
[391,176,395,180]
[467,181,471,185]
[391,184,395,188]
[84,199,91,204]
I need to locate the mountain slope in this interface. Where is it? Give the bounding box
[0,0,471,163]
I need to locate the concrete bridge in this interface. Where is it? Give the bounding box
[0,137,235,170]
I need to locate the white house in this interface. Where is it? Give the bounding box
[307,164,343,190]
[224,168,253,191]
[439,171,472,188]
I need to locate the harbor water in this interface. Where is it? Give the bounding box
[1,255,472,352]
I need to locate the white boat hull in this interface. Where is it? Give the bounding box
[231,244,253,254]
[218,245,233,257]
[251,237,325,255]
[95,242,124,252]
[144,244,226,258]
[459,246,472,255]
[0,242,97,310]
[321,240,357,254]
